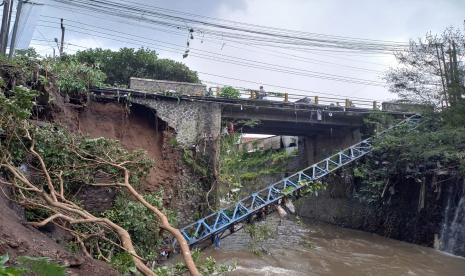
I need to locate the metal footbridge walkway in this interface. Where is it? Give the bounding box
[180,115,421,247]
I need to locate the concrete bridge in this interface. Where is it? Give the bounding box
[90,80,418,249]
[91,84,405,165]
[90,85,408,165]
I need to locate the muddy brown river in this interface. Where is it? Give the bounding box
[204,215,465,276]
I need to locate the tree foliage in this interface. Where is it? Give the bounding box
[385,27,465,107]
[0,51,203,275]
[0,254,65,276]
[354,111,465,203]
[47,57,106,97]
[219,86,240,99]
[154,249,235,276]
[364,26,465,204]
[73,47,199,86]
[218,133,296,202]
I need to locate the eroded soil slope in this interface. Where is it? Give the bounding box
[52,99,206,220]
[0,186,118,275]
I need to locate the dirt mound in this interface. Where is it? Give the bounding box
[0,184,118,275]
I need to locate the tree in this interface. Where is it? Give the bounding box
[385,27,465,108]
[74,48,199,86]
[219,86,240,98]
[47,57,106,97]
[0,52,202,276]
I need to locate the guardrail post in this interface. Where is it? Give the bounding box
[345,99,350,108]
[373,101,377,110]
[284,93,289,102]
[314,96,319,105]
[250,90,256,99]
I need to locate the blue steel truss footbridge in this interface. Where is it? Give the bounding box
[180,114,422,247]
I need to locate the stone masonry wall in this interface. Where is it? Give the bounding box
[129,77,207,96]
[130,97,221,147]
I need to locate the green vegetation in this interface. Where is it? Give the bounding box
[0,50,224,274]
[182,148,209,177]
[0,255,65,276]
[108,246,235,276]
[0,255,25,276]
[218,132,296,202]
[104,192,177,260]
[48,57,106,97]
[74,47,199,86]
[0,70,154,269]
[355,26,465,205]
[299,180,327,197]
[219,86,240,99]
[3,48,106,101]
[385,27,464,107]
[154,249,235,276]
[354,109,465,203]
[243,223,275,255]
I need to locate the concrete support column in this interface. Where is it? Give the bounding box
[302,127,361,165]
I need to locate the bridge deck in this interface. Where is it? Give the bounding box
[91,87,411,136]
[91,87,408,116]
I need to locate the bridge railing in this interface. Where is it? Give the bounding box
[180,114,421,246]
[209,87,381,109]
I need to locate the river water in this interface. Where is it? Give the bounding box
[205,215,465,276]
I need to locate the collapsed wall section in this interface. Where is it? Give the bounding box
[131,97,221,147]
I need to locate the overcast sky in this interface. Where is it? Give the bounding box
[28,0,465,102]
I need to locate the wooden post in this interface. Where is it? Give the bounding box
[314,96,319,105]
[250,90,257,99]
[373,101,377,110]
[284,93,288,102]
[216,86,220,97]
[345,99,350,108]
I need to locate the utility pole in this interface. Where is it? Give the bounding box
[0,0,11,54]
[5,0,13,49]
[8,0,23,59]
[435,43,448,108]
[451,41,464,102]
[59,18,64,56]
[3,0,15,50]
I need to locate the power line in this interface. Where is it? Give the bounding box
[39,15,386,74]
[41,4,398,62]
[38,18,385,78]
[36,22,385,86]
[47,0,408,54]
[28,37,384,101]
[109,0,403,45]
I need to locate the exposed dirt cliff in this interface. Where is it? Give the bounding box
[49,95,207,221]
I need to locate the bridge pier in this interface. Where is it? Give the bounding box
[301,127,362,166]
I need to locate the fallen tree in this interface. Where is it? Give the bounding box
[0,59,200,275]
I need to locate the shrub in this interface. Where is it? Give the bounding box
[219,86,240,99]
